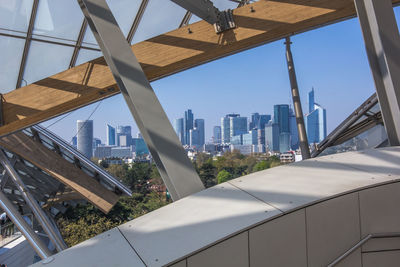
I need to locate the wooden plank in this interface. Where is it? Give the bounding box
[0,132,119,213]
[0,0,399,136]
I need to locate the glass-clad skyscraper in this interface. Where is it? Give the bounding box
[194,119,205,147]
[230,116,247,138]
[117,125,132,147]
[221,114,239,144]
[274,104,290,134]
[77,120,93,159]
[265,122,280,152]
[305,88,327,143]
[213,126,221,144]
[106,124,116,146]
[184,109,194,145]
[174,118,184,144]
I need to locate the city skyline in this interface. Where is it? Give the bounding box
[39,9,400,145]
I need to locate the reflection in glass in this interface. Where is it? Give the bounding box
[0,36,25,93]
[0,0,33,32]
[33,0,83,41]
[23,41,73,85]
[75,49,101,66]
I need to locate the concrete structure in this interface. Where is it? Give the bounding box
[32,147,400,267]
[77,120,93,159]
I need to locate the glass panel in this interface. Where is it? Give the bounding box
[106,0,141,37]
[131,0,187,44]
[0,0,33,32]
[33,0,83,41]
[318,124,387,157]
[23,41,73,84]
[0,36,25,93]
[75,48,102,66]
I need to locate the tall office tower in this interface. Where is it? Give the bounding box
[249,113,260,130]
[305,89,327,143]
[258,114,271,129]
[289,108,299,150]
[243,130,258,145]
[279,132,291,152]
[309,87,315,113]
[184,109,194,145]
[93,138,101,149]
[213,126,222,144]
[230,116,247,138]
[274,104,290,134]
[194,119,205,147]
[265,122,280,152]
[77,120,93,159]
[132,137,149,156]
[189,128,200,148]
[257,128,265,146]
[174,118,184,144]
[106,124,116,146]
[116,125,132,147]
[221,114,239,144]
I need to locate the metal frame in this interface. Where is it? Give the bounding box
[0,150,67,252]
[126,0,149,44]
[0,189,51,259]
[78,0,204,201]
[354,0,400,146]
[69,19,88,68]
[15,0,39,89]
[284,37,311,159]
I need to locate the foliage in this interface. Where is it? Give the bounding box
[217,169,233,184]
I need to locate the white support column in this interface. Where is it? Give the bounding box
[354,0,400,145]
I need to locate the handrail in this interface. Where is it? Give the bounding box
[328,232,400,267]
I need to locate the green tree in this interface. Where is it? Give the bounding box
[253,161,270,172]
[217,170,233,184]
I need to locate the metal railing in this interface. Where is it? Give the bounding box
[328,232,400,267]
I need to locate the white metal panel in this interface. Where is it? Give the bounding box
[306,193,361,267]
[362,251,400,267]
[249,209,307,267]
[229,151,387,211]
[359,182,400,235]
[30,228,145,267]
[118,183,280,267]
[187,232,249,267]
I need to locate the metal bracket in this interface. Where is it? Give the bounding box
[170,0,235,33]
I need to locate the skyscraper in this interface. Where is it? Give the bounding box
[249,113,260,130]
[274,104,290,134]
[230,116,247,138]
[309,87,315,113]
[174,118,184,144]
[184,109,194,145]
[265,122,280,152]
[77,120,93,159]
[194,119,205,147]
[221,114,239,144]
[213,126,221,144]
[243,130,258,145]
[106,124,116,146]
[116,125,132,147]
[305,89,327,143]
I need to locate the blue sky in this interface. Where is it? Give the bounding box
[42,7,400,144]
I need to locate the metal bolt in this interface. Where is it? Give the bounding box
[250,6,255,12]
[188,28,193,34]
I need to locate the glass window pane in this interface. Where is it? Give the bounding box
[23,41,73,84]
[33,0,83,41]
[75,49,102,66]
[0,0,33,32]
[106,0,141,37]
[0,36,25,93]
[131,0,187,44]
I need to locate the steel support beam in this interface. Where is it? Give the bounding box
[78,0,204,201]
[170,0,235,33]
[0,189,51,259]
[354,0,400,146]
[126,0,149,44]
[0,150,67,252]
[285,37,311,160]
[16,0,39,89]
[179,11,192,28]
[69,19,88,68]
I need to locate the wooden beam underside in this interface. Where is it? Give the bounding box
[0,132,119,213]
[1,0,399,136]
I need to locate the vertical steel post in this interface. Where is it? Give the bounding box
[0,150,67,252]
[0,190,51,259]
[285,37,311,159]
[77,0,204,201]
[354,0,400,146]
